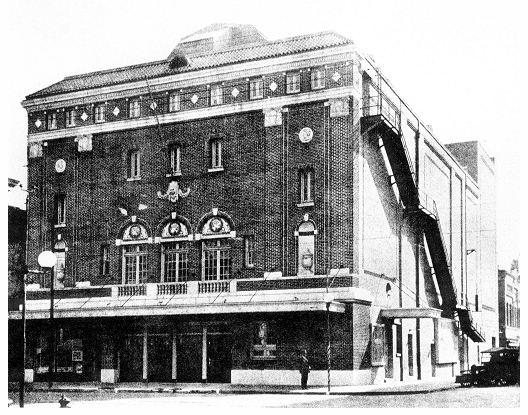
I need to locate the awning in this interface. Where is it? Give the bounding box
[379,307,442,319]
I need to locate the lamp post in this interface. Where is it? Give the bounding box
[323,292,334,395]
[38,251,57,389]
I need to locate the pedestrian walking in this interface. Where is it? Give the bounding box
[299,349,311,389]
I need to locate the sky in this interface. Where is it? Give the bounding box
[2,0,525,269]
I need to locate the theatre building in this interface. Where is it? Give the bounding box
[9,24,497,386]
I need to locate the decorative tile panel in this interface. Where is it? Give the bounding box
[263,107,282,127]
[75,134,93,152]
[329,98,349,118]
[28,142,43,158]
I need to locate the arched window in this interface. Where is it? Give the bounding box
[199,214,234,280]
[159,219,191,283]
[120,222,149,285]
[297,221,316,276]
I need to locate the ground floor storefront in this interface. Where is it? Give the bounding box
[9,304,462,386]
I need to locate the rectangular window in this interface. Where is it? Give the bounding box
[128,150,141,179]
[249,78,264,100]
[169,93,180,112]
[162,242,189,282]
[286,72,300,94]
[128,99,141,118]
[122,245,148,284]
[169,145,181,175]
[311,68,325,90]
[210,85,223,106]
[203,240,231,280]
[300,169,314,203]
[100,245,110,275]
[55,194,66,225]
[46,112,57,130]
[211,139,222,169]
[65,109,76,127]
[94,104,106,123]
[244,235,255,268]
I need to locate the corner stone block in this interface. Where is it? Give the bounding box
[263,107,283,127]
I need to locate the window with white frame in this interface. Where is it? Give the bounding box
[128,150,141,179]
[65,109,76,127]
[210,84,223,106]
[250,78,264,99]
[128,99,141,118]
[55,194,66,225]
[311,68,325,90]
[203,239,231,280]
[169,145,181,175]
[162,242,189,282]
[210,139,222,169]
[286,72,300,94]
[169,93,180,112]
[122,245,148,284]
[300,168,314,203]
[46,112,57,130]
[94,104,106,123]
[244,235,255,268]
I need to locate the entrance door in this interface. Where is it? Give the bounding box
[119,335,143,382]
[176,335,202,382]
[207,334,232,383]
[148,334,172,382]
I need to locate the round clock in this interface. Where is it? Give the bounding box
[209,217,223,232]
[168,222,181,236]
[298,127,313,143]
[55,159,66,173]
[130,224,141,238]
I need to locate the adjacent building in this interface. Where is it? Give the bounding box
[498,261,520,349]
[9,24,498,386]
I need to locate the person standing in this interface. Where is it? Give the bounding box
[299,349,311,389]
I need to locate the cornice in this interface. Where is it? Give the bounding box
[22,44,358,112]
[27,86,356,143]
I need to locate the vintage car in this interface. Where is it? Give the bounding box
[456,347,520,387]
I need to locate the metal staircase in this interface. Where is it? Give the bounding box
[360,74,484,341]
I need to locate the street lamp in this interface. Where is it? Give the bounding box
[38,251,57,389]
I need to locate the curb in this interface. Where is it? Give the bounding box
[22,382,460,396]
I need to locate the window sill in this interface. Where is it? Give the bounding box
[165,172,182,177]
[286,90,300,95]
[297,201,314,207]
[208,167,224,173]
[54,224,66,228]
[126,177,141,182]
[311,85,325,90]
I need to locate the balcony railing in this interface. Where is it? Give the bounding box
[198,280,230,294]
[118,285,146,297]
[363,93,401,132]
[157,282,187,296]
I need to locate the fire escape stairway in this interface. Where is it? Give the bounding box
[456,305,486,343]
[361,112,458,313]
[361,81,485,341]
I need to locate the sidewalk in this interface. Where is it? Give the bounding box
[22,378,460,396]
